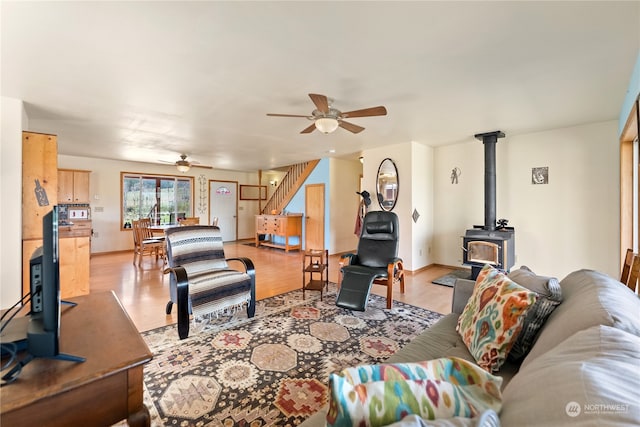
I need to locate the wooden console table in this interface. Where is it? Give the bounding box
[255,213,303,252]
[1,291,153,427]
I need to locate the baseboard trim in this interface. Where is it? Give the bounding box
[409,263,470,274]
[91,249,133,257]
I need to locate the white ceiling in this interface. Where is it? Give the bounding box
[2,1,638,172]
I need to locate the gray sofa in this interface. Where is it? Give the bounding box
[301,268,640,426]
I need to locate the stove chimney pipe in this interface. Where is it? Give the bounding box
[474,131,505,231]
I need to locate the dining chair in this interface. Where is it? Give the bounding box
[620,248,634,285]
[180,217,200,226]
[132,219,165,266]
[626,253,640,294]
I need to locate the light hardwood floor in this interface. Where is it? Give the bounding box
[90,241,456,332]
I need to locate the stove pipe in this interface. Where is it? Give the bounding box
[474,131,505,231]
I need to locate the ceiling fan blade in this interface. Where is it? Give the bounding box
[267,113,310,118]
[342,106,387,118]
[300,123,317,134]
[308,93,329,114]
[339,121,365,134]
[192,164,213,169]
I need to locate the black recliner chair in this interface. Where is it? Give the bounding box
[336,211,405,311]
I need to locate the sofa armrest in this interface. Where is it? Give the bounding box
[452,278,475,314]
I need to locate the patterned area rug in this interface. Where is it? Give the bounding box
[140,284,442,426]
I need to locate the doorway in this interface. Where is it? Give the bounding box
[209,180,238,241]
[305,183,325,251]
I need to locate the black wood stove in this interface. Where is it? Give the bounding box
[463,131,515,279]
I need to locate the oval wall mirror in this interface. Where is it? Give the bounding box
[376,158,399,211]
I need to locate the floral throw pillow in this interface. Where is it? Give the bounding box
[456,264,538,372]
[326,357,503,427]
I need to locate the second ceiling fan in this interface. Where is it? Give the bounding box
[267,93,387,134]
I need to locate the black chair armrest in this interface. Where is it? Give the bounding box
[226,257,256,277]
[169,266,190,339]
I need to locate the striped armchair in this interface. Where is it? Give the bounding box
[165,225,256,339]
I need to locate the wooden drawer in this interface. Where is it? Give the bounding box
[59,220,92,238]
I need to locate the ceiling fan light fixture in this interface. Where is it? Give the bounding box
[176,163,190,172]
[315,117,339,134]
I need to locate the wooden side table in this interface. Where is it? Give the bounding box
[302,249,329,300]
[1,291,153,427]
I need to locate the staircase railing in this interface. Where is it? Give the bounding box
[261,160,320,214]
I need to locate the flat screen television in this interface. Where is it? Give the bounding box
[2,207,83,381]
[27,205,84,362]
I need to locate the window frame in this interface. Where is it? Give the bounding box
[620,98,639,265]
[120,171,195,231]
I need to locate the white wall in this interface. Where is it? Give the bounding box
[433,120,620,279]
[58,154,261,253]
[1,97,27,308]
[363,142,433,271]
[410,142,434,269]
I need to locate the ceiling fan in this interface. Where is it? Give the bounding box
[159,154,212,172]
[267,93,387,134]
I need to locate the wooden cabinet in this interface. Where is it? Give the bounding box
[58,237,91,298]
[22,132,58,240]
[255,214,303,252]
[22,132,58,294]
[59,219,92,238]
[58,169,91,203]
[21,132,91,298]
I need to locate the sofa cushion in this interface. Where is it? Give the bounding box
[326,357,502,427]
[500,325,640,427]
[387,314,476,364]
[456,265,538,372]
[387,314,519,389]
[521,269,640,369]
[506,266,563,360]
[384,411,500,427]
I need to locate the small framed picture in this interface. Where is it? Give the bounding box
[532,167,548,185]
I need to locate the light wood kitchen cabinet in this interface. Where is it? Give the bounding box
[255,214,303,252]
[22,132,58,240]
[22,132,58,295]
[58,169,91,203]
[58,237,91,298]
[22,132,91,297]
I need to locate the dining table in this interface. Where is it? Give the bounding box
[148,223,181,235]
